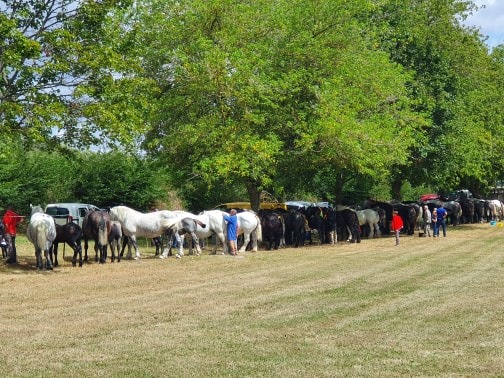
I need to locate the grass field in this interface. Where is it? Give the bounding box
[1,224,503,377]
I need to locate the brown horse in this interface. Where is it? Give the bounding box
[82,210,111,264]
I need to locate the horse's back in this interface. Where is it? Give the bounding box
[237,211,259,230]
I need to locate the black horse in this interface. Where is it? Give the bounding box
[284,211,306,247]
[303,206,326,244]
[336,207,361,243]
[51,222,83,267]
[260,211,284,250]
[324,208,338,244]
[394,203,418,235]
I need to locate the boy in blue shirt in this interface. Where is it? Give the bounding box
[224,209,238,255]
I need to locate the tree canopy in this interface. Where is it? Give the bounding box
[1,0,504,209]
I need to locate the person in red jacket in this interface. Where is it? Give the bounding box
[391,209,404,246]
[2,205,24,264]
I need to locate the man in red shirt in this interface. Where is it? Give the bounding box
[391,209,404,246]
[2,205,24,264]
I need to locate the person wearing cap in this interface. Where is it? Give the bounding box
[423,205,432,237]
[391,209,404,246]
[223,209,238,256]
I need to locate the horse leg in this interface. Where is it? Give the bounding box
[53,243,59,267]
[94,242,99,262]
[331,230,337,244]
[374,223,381,237]
[119,237,127,259]
[159,232,174,259]
[251,229,259,252]
[152,237,161,256]
[101,245,108,264]
[44,248,53,270]
[71,242,82,267]
[110,240,116,263]
[84,238,89,262]
[176,234,185,259]
[190,232,201,255]
[215,233,227,254]
[368,222,374,239]
[239,233,251,253]
[129,236,140,259]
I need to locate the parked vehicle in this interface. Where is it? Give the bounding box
[45,203,99,227]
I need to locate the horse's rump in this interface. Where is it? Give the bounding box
[27,213,56,250]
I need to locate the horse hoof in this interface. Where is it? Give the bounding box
[176,254,182,259]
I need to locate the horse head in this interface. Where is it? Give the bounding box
[30,204,44,216]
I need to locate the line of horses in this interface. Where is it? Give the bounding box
[21,197,504,270]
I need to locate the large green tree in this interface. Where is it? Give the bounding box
[115,0,421,209]
[0,0,143,151]
[373,0,504,198]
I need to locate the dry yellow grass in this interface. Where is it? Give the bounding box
[1,224,503,377]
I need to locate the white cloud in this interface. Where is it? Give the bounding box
[464,0,504,47]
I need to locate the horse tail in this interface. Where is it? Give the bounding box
[97,214,109,247]
[35,221,53,251]
[194,219,206,228]
[160,217,181,230]
[254,214,263,242]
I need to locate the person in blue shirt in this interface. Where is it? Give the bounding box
[223,209,238,255]
[436,205,448,237]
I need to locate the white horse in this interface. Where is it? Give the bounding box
[356,209,382,238]
[109,206,180,259]
[486,199,504,221]
[236,210,263,252]
[26,204,57,270]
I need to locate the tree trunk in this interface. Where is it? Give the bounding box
[391,177,402,201]
[333,171,346,205]
[246,181,261,212]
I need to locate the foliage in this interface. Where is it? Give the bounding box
[373,0,504,196]
[113,0,423,209]
[0,0,144,151]
[73,151,171,209]
[0,144,77,214]
[0,148,174,213]
[2,0,504,208]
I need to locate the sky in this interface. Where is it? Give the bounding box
[464,0,504,48]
